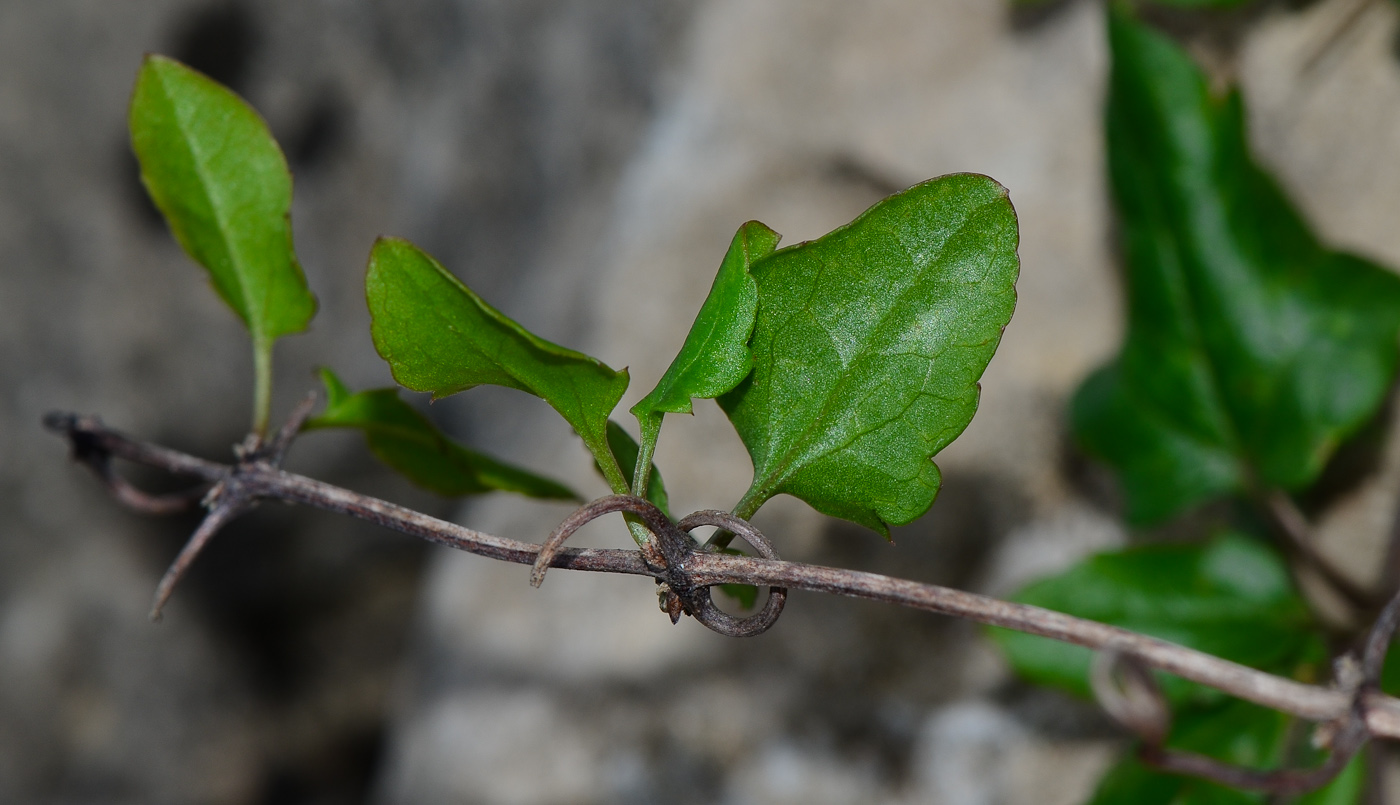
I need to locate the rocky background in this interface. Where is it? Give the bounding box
[5,0,1400,803]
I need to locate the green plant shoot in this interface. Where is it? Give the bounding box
[129,55,317,435]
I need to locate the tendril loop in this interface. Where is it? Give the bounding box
[531,496,787,637]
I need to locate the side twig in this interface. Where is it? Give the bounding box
[42,411,1400,744]
[1263,490,1378,611]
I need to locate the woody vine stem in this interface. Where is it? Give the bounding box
[43,401,1400,795]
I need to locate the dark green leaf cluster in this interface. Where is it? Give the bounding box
[995,7,1400,803]
[1075,10,1400,525]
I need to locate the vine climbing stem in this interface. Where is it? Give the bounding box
[42,408,1400,748]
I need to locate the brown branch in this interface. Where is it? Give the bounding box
[42,411,1400,743]
[150,501,249,621]
[1091,646,1369,795]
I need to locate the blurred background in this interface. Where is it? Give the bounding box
[5,0,1400,802]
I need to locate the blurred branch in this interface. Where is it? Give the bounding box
[1263,489,1379,611]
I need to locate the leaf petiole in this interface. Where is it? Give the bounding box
[252,340,273,437]
[631,412,662,502]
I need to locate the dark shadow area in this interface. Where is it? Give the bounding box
[1008,0,1080,33]
[1300,386,1395,516]
[170,1,260,94]
[133,430,445,804]
[734,473,1029,789]
[285,90,349,174]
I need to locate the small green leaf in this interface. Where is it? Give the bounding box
[720,174,1019,534]
[632,220,778,419]
[306,368,577,500]
[629,220,779,497]
[365,237,631,491]
[601,420,670,519]
[129,55,317,432]
[991,533,1320,705]
[1074,9,1400,524]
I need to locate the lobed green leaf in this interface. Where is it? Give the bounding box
[364,237,631,489]
[1073,9,1400,524]
[307,368,577,500]
[991,533,1321,705]
[720,174,1019,535]
[129,55,316,351]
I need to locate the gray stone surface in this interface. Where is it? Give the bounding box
[8,0,1400,802]
[2,1,686,801]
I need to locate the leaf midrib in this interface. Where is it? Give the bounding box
[158,67,266,345]
[407,260,615,448]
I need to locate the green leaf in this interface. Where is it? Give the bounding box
[365,237,631,491]
[306,368,577,500]
[1089,700,1365,805]
[601,420,670,518]
[632,220,778,420]
[991,533,1320,705]
[1073,9,1400,524]
[630,221,779,497]
[719,174,1019,534]
[129,55,317,432]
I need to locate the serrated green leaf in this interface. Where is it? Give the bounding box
[629,220,779,498]
[129,55,316,432]
[991,533,1320,705]
[1074,9,1400,524]
[365,237,631,491]
[1088,700,1364,805]
[719,174,1019,535]
[601,420,670,519]
[306,368,577,500]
